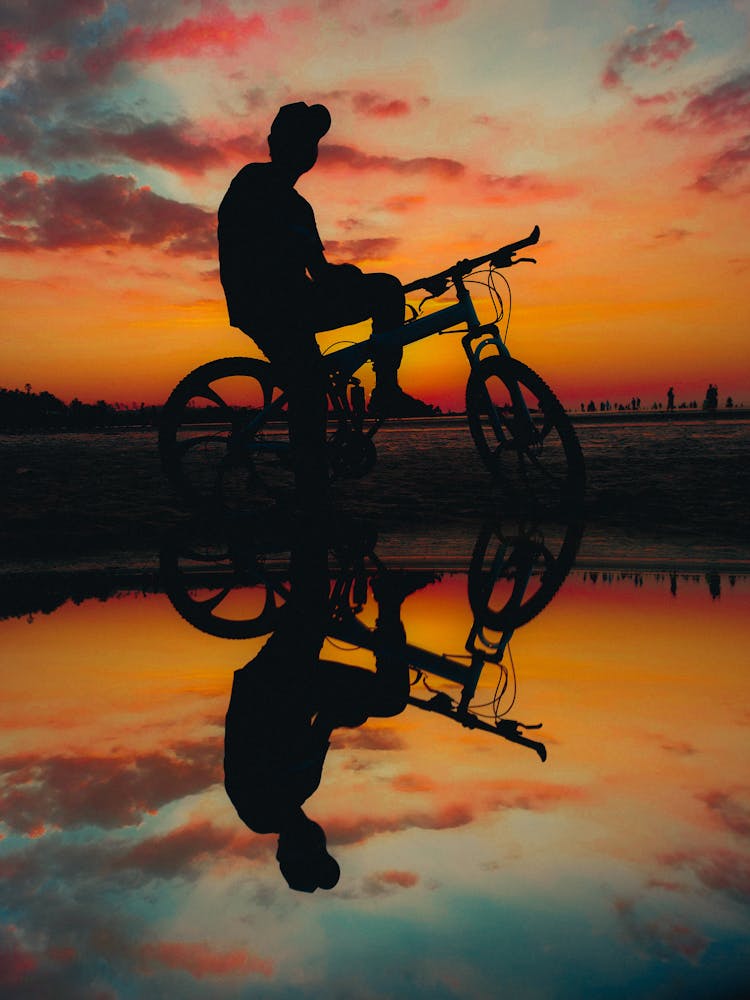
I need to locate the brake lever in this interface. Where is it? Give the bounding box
[422,276,449,297]
[490,253,537,268]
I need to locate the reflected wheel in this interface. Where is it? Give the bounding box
[466,356,585,512]
[159,357,291,509]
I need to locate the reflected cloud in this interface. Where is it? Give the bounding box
[697,788,750,838]
[658,846,750,904]
[614,898,709,964]
[0,737,222,836]
[138,939,273,979]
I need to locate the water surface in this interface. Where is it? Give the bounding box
[1,548,748,998]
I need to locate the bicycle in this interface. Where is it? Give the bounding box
[158,226,585,511]
[160,510,583,757]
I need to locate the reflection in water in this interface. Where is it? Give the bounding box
[579,568,734,599]
[3,519,750,996]
[161,511,582,891]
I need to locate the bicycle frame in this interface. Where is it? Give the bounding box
[244,269,525,438]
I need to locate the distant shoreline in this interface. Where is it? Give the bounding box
[1,407,748,434]
[565,406,750,424]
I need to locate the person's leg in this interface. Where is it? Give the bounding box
[307,271,431,413]
[248,324,329,503]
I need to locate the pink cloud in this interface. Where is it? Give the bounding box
[375,868,419,887]
[659,846,750,903]
[114,820,240,878]
[482,780,586,812]
[321,777,583,847]
[603,21,694,89]
[692,134,750,192]
[481,173,578,204]
[104,122,226,176]
[632,90,678,106]
[0,926,36,987]
[614,898,709,963]
[319,143,465,178]
[0,737,222,833]
[325,801,473,845]
[679,71,750,131]
[392,772,436,792]
[375,0,466,27]
[26,119,231,176]
[0,28,26,63]
[697,788,750,837]
[139,940,273,979]
[331,726,404,750]
[323,236,399,263]
[85,5,267,79]
[0,172,215,256]
[382,194,426,213]
[358,868,420,895]
[352,92,411,118]
[651,71,750,133]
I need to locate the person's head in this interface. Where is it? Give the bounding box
[276,813,340,892]
[268,102,331,180]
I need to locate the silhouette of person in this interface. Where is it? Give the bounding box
[703,383,718,410]
[667,386,674,411]
[223,528,428,891]
[218,102,430,497]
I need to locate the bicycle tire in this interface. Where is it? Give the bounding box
[159,357,290,509]
[468,517,583,632]
[466,356,585,512]
[159,523,290,639]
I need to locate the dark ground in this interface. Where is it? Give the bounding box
[1,417,748,578]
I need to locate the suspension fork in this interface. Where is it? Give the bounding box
[457,274,534,443]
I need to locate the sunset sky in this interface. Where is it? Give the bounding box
[1,0,749,410]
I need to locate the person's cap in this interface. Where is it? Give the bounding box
[270,102,331,145]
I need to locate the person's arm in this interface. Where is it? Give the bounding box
[307,247,362,283]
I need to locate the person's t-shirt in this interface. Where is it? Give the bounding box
[217,161,324,330]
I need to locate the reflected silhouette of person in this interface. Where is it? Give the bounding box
[223,531,427,891]
[218,101,430,497]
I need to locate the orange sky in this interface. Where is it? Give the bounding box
[2,2,749,410]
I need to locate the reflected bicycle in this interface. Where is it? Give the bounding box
[160,512,583,756]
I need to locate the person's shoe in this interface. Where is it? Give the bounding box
[368,385,436,417]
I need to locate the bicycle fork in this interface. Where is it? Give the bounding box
[462,325,538,452]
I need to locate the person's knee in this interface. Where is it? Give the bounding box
[367,272,404,305]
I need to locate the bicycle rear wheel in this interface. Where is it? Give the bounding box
[159,357,292,509]
[466,356,585,512]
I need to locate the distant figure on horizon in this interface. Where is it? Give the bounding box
[217,101,430,497]
[667,386,674,411]
[703,383,718,411]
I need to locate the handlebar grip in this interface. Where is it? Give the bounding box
[402,226,541,293]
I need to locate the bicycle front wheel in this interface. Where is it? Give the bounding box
[159,357,292,509]
[466,356,585,511]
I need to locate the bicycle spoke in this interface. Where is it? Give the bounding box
[193,384,235,413]
[159,358,295,510]
[174,432,228,457]
[466,356,584,515]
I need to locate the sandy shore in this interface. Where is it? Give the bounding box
[2,418,748,578]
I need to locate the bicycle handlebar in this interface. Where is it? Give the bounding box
[402,225,540,295]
